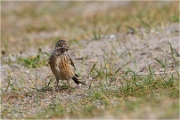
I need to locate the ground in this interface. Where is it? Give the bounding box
[1,1,179,119]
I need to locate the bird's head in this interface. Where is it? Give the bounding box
[55,40,68,55]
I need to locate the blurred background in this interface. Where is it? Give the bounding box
[1,1,179,119]
[1,1,179,54]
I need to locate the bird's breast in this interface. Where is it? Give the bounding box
[56,55,75,80]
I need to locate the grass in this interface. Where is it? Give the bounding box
[1,1,179,52]
[1,1,179,119]
[17,49,50,68]
[25,40,179,119]
[27,71,179,119]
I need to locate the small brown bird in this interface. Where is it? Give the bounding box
[49,40,85,90]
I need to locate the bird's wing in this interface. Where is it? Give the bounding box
[68,55,76,71]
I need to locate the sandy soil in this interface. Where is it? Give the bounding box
[1,23,179,118]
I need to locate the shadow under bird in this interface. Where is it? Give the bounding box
[49,40,85,90]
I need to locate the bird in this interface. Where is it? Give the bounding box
[49,40,85,91]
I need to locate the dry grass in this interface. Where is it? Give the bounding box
[1,1,179,119]
[1,1,179,52]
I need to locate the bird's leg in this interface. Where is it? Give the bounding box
[67,80,74,92]
[67,80,70,87]
[54,78,59,91]
[64,80,70,89]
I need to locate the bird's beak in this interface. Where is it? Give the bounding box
[55,46,70,51]
[61,44,65,48]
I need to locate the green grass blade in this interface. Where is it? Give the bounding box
[154,58,166,67]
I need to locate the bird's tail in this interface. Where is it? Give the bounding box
[72,76,86,85]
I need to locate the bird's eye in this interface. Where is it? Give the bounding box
[56,42,60,47]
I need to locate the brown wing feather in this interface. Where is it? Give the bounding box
[68,55,76,71]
